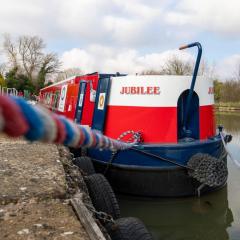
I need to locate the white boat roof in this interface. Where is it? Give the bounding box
[40,76,79,91]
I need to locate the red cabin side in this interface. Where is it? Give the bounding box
[39,73,100,127]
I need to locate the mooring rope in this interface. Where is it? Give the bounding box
[0,95,133,150]
[220,132,240,168]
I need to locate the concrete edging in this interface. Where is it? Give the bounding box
[71,193,107,240]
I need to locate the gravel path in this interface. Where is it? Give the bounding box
[0,135,90,240]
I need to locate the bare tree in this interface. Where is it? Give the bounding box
[198,59,208,76]
[141,69,165,75]
[140,55,213,77]
[18,35,45,82]
[3,34,18,68]
[37,53,61,91]
[55,68,83,82]
[234,61,240,81]
[3,34,61,89]
[0,63,7,76]
[41,53,60,75]
[141,55,193,76]
[163,55,193,75]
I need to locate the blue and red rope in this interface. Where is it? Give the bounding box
[0,95,131,150]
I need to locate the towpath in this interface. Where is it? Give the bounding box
[0,135,94,240]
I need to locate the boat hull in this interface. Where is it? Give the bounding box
[88,137,227,197]
[92,160,226,197]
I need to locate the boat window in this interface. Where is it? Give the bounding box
[52,91,60,110]
[43,93,48,105]
[47,93,52,106]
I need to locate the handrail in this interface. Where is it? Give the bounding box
[179,42,202,137]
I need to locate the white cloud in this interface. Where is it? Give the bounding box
[103,16,145,45]
[56,0,108,39]
[0,0,57,38]
[165,0,240,36]
[0,0,239,81]
[1,0,240,43]
[111,0,162,19]
[55,0,166,47]
[0,0,184,47]
[60,44,193,74]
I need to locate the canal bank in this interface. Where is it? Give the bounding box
[215,103,240,112]
[0,135,105,240]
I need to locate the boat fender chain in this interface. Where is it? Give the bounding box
[104,130,143,175]
[84,203,115,224]
[117,130,143,144]
[187,130,236,189]
[187,153,228,187]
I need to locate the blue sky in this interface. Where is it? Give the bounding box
[0,0,239,80]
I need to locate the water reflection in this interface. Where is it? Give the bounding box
[216,113,240,145]
[117,112,240,240]
[118,187,233,240]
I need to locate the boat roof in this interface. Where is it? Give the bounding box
[40,76,79,91]
[40,72,124,91]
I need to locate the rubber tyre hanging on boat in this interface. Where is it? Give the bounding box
[73,156,95,175]
[69,147,82,158]
[84,173,120,219]
[107,217,153,240]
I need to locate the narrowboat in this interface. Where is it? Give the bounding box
[40,42,230,197]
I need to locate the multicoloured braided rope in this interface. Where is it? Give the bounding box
[0,95,132,150]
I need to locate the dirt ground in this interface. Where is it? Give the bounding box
[0,134,90,240]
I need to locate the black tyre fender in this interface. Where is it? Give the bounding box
[69,147,82,158]
[107,217,153,240]
[84,173,120,219]
[73,156,95,175]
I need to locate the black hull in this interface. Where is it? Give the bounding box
[92,159,226,197]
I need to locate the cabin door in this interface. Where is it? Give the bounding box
[75,81,87,124]
[91,77,111,132]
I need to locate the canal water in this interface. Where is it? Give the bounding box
[118,113,240,240]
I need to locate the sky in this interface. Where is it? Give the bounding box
[0,0,240,80]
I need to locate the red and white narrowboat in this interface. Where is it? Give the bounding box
[40,43,230,197]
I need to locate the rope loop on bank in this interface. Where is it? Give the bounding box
[0,95,132,151]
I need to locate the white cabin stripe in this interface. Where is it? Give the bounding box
[40,76,78,91]
[108,75,214,107]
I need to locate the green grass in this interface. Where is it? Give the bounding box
[215,102,240,112]
[215,102,240,108]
